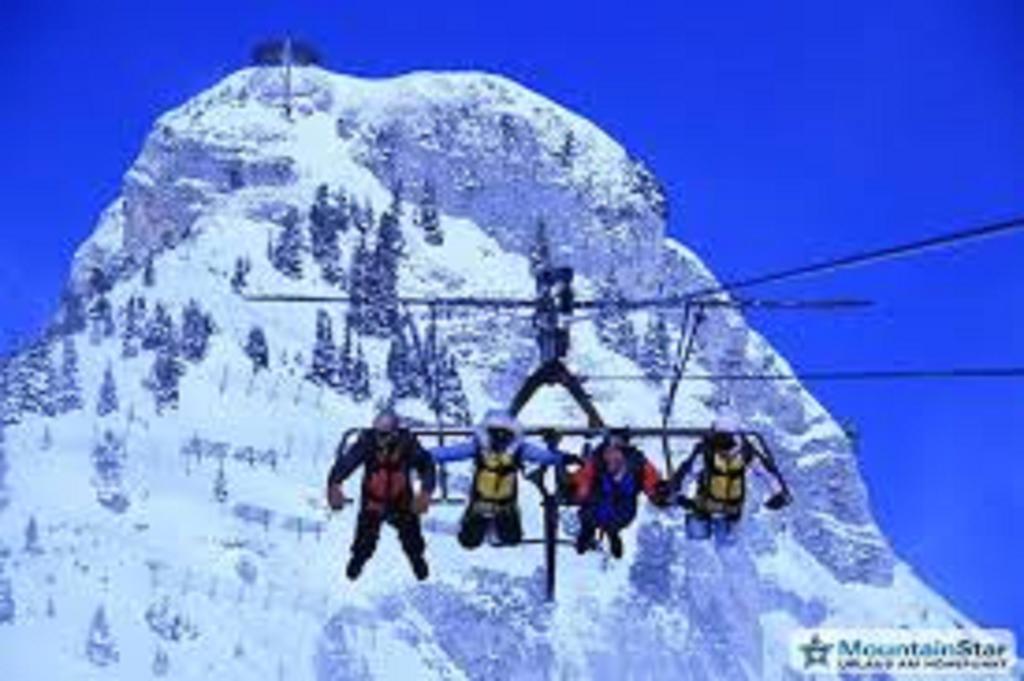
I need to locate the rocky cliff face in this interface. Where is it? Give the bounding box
[0,65,979,680]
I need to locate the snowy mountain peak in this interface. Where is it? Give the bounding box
[0,65,986,681]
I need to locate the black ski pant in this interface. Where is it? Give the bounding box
[350,507,425,568]
[509,360,604,428]
[458,505,523,548]
[576,504,637,547]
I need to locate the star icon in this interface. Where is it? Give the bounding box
[800,634,834,669]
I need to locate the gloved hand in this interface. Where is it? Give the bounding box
[326,484,348,511]
[764,490,792,511]
[649,481,672,508]
[412,490,432,515]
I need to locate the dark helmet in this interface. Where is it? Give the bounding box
[372,411,401,448]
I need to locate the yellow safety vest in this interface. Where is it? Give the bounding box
[473,451,519,504]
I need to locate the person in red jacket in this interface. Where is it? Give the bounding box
[572,430,667,558]
[326,411,436,581]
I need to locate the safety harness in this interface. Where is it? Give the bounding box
[470,448,522,514]
[695,439,752,518]
[362,442,412,513]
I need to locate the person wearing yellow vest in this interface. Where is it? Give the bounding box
[668,414,791,543]
[432,410,562,548]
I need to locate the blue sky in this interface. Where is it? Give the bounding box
[2,0,1022,635]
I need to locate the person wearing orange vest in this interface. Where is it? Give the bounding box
[571,430,668,558]
[326,411,436,580]
[668,415,791,543]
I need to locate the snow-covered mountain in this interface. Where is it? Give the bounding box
[0,65,1000,680]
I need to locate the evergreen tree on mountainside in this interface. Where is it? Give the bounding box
[595,271,638,359]
[337,318,354,393]
[530,217,553,274]
[389,180,405,219]
[142,303,176,353]
[17,341,57,417]
[245,327,269,373]
[91,431,129,513]
[145,347,183,414]
[89,295,116,345]
[350,342,371,403]
[0,358,17,426]
[24,515,42,554]
[231,256,251,293]
[386,325,424,400]
[180,300,215,363]
[143,257,156,287]
[362,208,403,336]
[0,421,8,508]
[554,130,578,168]
[309,310,338,387]
[270,210,303,280]
[433,351,471,425]
[97,364,119,417]
[347,235,372,334]
[58,289,88,335]
[57,335,83,414]
[121,296,145,358]
[213,466,228,504]
[640,312,672,379]
[414,179,442,245]
[309,184,345,285]
[86,605,119,667]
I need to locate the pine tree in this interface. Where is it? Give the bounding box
[89,295,116,344]
[414,180,442,245]
[270,212,303,279]
[0,577,13,625]
[309,310,337,386]
[143,257,156,287]
[245,327,269,373]
[595,272,638,358]
[0,422,8,506]
[0,360,14,427]
[180,300,214,363]
[142,303,176,353]
[57,335,83,413]
[97,364,119,416]
[530,218,553,274]
[337,319,354,393]
[386,327,422,400]
[146,348,184,414]
[24,515,42,554]
[59,289,88,335]
[213,466,228,504]
[363,209,403,336]
[389,180,404,218]
[309,185,345,285]
[152,647,170,676]
[86,605,119,667]
[92,430,128,512]
[435,353,471,425]
[121,296,145,358]
[347,236,372,334]
[18,341,57,417]
[555,130,578,168]
[640,313,672,379]
[231,256,251,293]
[350,342,371,403]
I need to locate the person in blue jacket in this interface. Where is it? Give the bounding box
[432,410,561,548]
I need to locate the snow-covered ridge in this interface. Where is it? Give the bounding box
[1,65,997,681]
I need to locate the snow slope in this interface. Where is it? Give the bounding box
[0,65,1014,681]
